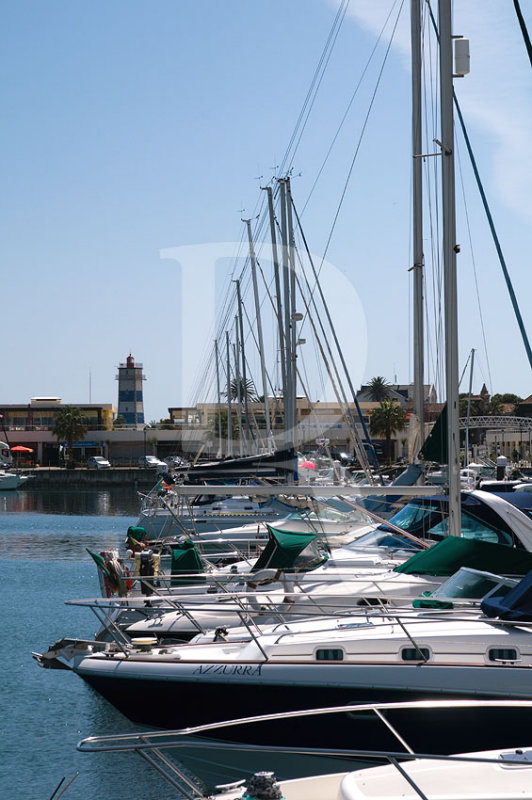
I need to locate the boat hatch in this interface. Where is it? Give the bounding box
[499,749,532,766]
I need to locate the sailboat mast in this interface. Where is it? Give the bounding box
[465,348,475,468]
[411,0,425,449]
[235,279,255,452]
[233,318,244,457]
[439,0,461,536]
[263,186,287,407]
[279,178,294,447]
[244,218,272,449]
[214,338,223,457]
[226,331,233,458]
[286,177,299,452]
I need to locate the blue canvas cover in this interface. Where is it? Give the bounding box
[481,569,532,621]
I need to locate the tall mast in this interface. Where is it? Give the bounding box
[279,178,293,446]
[263,185,287,416]
[411,0,425,449]
[235,279,255,451]
[233,317,243,457]
[225,331,233,458]
[214,339,222,457]
[465,348,475,468]
[244,218,272,450]
[439,0,461,536]
[286,177,299,453]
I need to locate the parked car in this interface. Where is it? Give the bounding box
[87,456,111,470]
[163,455,183,469]
[138,455,166,469]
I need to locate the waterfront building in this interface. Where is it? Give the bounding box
[0,398,115,464]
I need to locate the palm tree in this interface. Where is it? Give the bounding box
[367,376,391,402]
[53,406,87,466]
[226,377,259,403]
[369,400,407,464]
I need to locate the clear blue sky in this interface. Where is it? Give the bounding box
[2,1,531,422]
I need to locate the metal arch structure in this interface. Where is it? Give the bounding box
[459,416,532,431]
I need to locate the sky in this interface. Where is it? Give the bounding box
[2,1,531,422]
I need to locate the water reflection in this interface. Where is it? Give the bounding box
[0,489,140,560]
[0,513,137,560]
[0,487,140,516]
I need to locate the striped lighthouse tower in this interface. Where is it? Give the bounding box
[116,354,146,428]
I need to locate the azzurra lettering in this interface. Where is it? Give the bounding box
[192,663,263,677]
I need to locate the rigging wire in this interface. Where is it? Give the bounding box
[286,1,350,174]
[455,142,493,394]
[186,2,353,412]
[301,0,402,214]
[279,0,350,177]
[422,9,444,400]
[426,0,532,377]
[513,0,532,67]
[311,0,405,286]
[290,196,379,478]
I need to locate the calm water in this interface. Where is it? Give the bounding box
[1,487,349,799]
[0,487,190,800]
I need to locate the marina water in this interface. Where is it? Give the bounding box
[2,487,359,798]
[1,487,191,800]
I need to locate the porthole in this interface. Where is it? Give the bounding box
[316,648,344,661]
[489,648,518,662]
[401,647,430,661]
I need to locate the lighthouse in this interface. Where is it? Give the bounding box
[116,354,146,428]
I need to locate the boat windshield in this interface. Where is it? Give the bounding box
[345,529,421,553]
[287,505,370,526]
[376,500,514,546]
[430,567,519,602]
[291,539,328,570]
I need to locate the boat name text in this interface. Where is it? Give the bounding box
[192,664,262,676]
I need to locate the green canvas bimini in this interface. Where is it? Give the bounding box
[394,536,532,577]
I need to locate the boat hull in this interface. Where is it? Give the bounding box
[76,658,532,751]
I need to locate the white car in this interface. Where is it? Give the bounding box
[87,456,111,470]
[138,455,166,469]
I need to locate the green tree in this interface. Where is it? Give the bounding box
[458,394,485,418]
[209,408,240,442]
[486,397,504,416]
[491,393,521,408]
[113,414,126,428]
[226,378,259,403]
[369,401,407,464]
[53,406,87,466]
[367,376,391,402]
